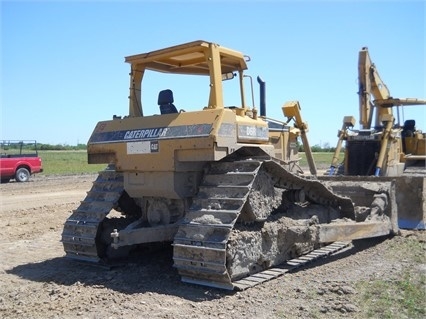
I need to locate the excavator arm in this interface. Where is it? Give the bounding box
[374,97,426,107]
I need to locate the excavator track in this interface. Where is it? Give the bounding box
[61,167,124,262]
[172,157,355,290]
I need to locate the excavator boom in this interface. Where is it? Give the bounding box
[358,47,391,129]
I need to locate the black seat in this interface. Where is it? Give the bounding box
[401,119,416,153]
[403,119,415,131]
[158,89,178,114]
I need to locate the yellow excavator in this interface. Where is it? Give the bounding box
[62,41,399,290]
[329,47,426,177]
[325,47,425,229]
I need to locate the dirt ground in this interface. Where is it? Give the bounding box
[0,173,425,319]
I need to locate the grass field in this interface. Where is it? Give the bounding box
[299,151,340,169]
[38,150,341,175]
[38,150,106,175]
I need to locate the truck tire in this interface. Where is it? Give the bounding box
[15,167,30,182]
[1,178,10,183]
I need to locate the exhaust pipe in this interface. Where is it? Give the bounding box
[257,76,266,117]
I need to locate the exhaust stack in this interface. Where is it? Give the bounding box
[257,76,266,117]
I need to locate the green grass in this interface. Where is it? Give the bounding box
[299,151,343,169]
[38,150,106,175]
[37,150,343,176]
[355,238,426,319]
[356,272,426,319]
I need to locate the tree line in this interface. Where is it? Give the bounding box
[37,143,88,150]
[298,142,341,153]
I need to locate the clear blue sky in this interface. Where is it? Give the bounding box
[1,0,425,148]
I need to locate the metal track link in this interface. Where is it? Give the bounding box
[61,168,124,262]
[264,159,354,215]
[233,241,351,291]
[173,159,263,290]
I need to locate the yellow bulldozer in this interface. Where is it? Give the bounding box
[325,47,426,230]
[62,41,399,290]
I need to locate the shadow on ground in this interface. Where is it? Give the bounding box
[6,245,230,301]
[7,237,389,300]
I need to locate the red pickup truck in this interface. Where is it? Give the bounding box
[0,141,43,183]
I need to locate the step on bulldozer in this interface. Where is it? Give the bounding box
[62,41,399,290]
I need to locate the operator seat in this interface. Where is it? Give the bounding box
[401,119,416,153]
[158,89,178,114]
[402,119,416,136]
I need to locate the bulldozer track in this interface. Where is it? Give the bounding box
[173,159,262,290]
[172,157,354,290]
[60,157,395,290]
[61,167,124,263]
[233,241,350,290]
